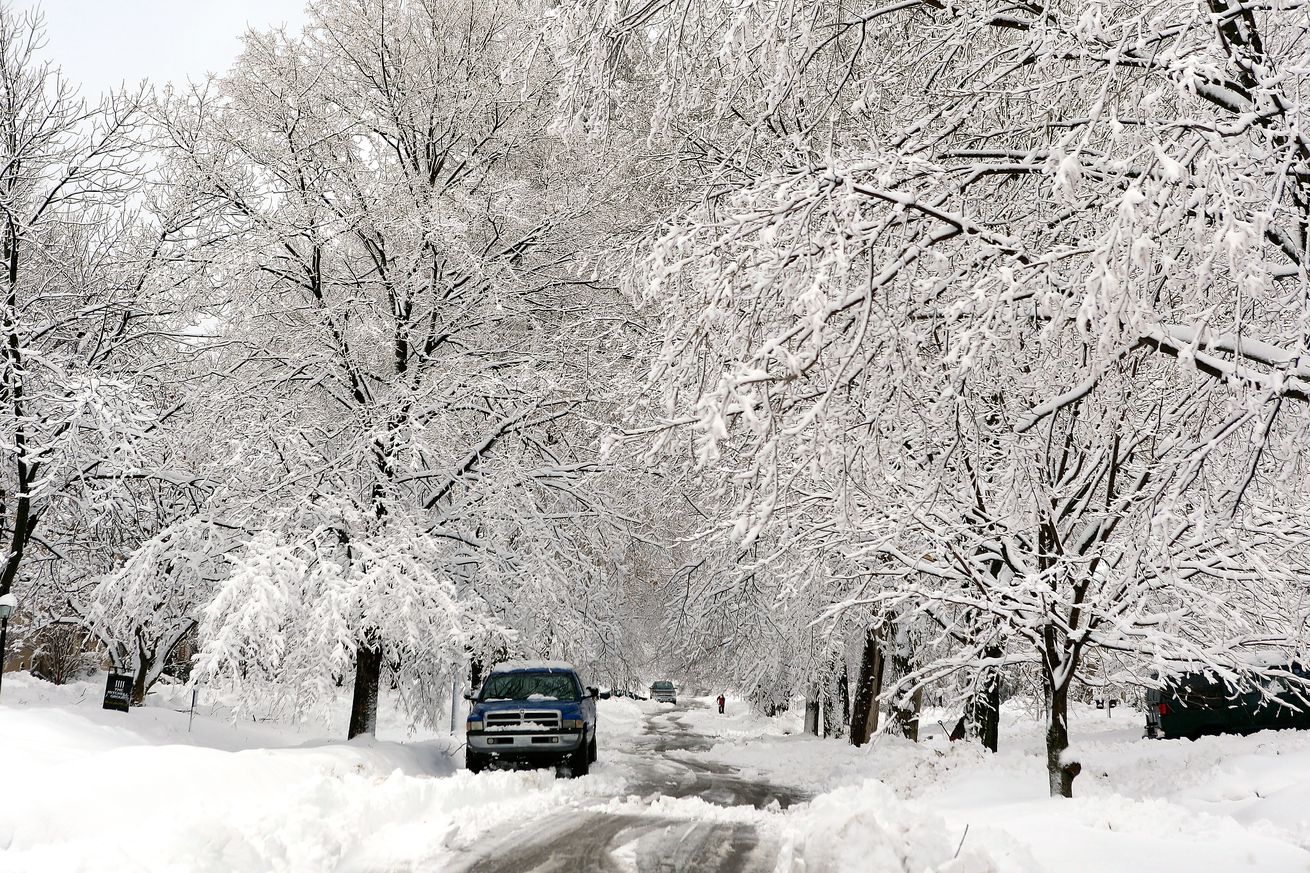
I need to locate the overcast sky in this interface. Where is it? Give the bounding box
[15,1,309,97]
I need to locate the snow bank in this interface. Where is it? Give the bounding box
[783,780,1027,873]
[597,695,649,738]
[673,694,801,740]
[1,738,453,873]
[0,673,630,873]
[685,698,1310,873]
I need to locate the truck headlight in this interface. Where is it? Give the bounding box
[562,719,583,731]
[466,719,483,733]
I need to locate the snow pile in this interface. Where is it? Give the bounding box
[695,729,879,791]
[0,673,629,873]
[783,780,1027,873]
[605,792,775,825]
[675,694,801,741]
[10,750,439,871]
[0,731,459,872]
[598,695,650,738]
[684,699,1310,873]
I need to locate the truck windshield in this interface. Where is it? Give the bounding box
[481,672,579,702]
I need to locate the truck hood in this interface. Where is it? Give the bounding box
[470,698,586,719]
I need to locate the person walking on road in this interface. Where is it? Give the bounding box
[717,693,726,714]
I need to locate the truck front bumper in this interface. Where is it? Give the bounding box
[468,731,583,761]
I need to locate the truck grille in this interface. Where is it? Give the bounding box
[484,710,562,731]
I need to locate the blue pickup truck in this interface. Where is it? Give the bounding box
[464,661,601,776]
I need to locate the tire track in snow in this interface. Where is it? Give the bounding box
[456,813,772,873]
[450,703,798,872]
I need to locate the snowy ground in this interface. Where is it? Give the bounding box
[2,674,1309,872]
[686,700,1310,872]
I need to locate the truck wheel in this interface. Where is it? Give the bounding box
[571,738,591,777]
[588,735,597,764]
[466,751,486,773]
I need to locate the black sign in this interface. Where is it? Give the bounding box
[103,672,133,712]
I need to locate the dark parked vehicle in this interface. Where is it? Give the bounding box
[1145,665,1310,740]
[465,661,600,776]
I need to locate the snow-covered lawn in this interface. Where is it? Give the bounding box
[684,698,1310,872]
[4,677,1310,872]
[0,673,626,873]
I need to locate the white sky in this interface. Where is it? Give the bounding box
[15,1,309,97]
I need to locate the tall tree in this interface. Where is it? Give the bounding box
[161,0,640,735]
[0,8,186,620]
[553,0,1310,795]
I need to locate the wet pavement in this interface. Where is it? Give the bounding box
[626,709,807,810]
[454,703,804,873]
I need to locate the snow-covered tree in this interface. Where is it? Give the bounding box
[0,8,202,645]
[554,0,1310,795]
[154,0,646,735]
[84,517,230,703]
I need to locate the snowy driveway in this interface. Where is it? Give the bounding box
[451,704,803,873]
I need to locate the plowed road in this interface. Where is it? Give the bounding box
[454,703,804,873]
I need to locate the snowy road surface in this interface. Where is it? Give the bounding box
[453,704,802,873]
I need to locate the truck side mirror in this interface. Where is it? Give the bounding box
[462,691,477,702]
[586,686,599,698]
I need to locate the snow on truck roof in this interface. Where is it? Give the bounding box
[489,660,578,674]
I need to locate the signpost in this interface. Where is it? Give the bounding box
[102,672,133,712]
[0,593,15,702]
[450,676,459,735]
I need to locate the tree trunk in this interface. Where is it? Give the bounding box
[838,661,850,736]
[804,695,820,735]
[906,687,924,742]
[882,618,922,740]
[131,659,151,705]
[470,655,486,693]
[348,644,382,739]
[966,646,1002,753]
[849,626,884,746]
[822,655,845,738]
[1,226,35,603]
[1046,675,1078,797]
[130,621,196,706]
[469,645,509,694]
[131,633,152,705]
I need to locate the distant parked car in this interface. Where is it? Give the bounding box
[1145,665,1310,740]
[650,680,677,703]
[465,661,599,776]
